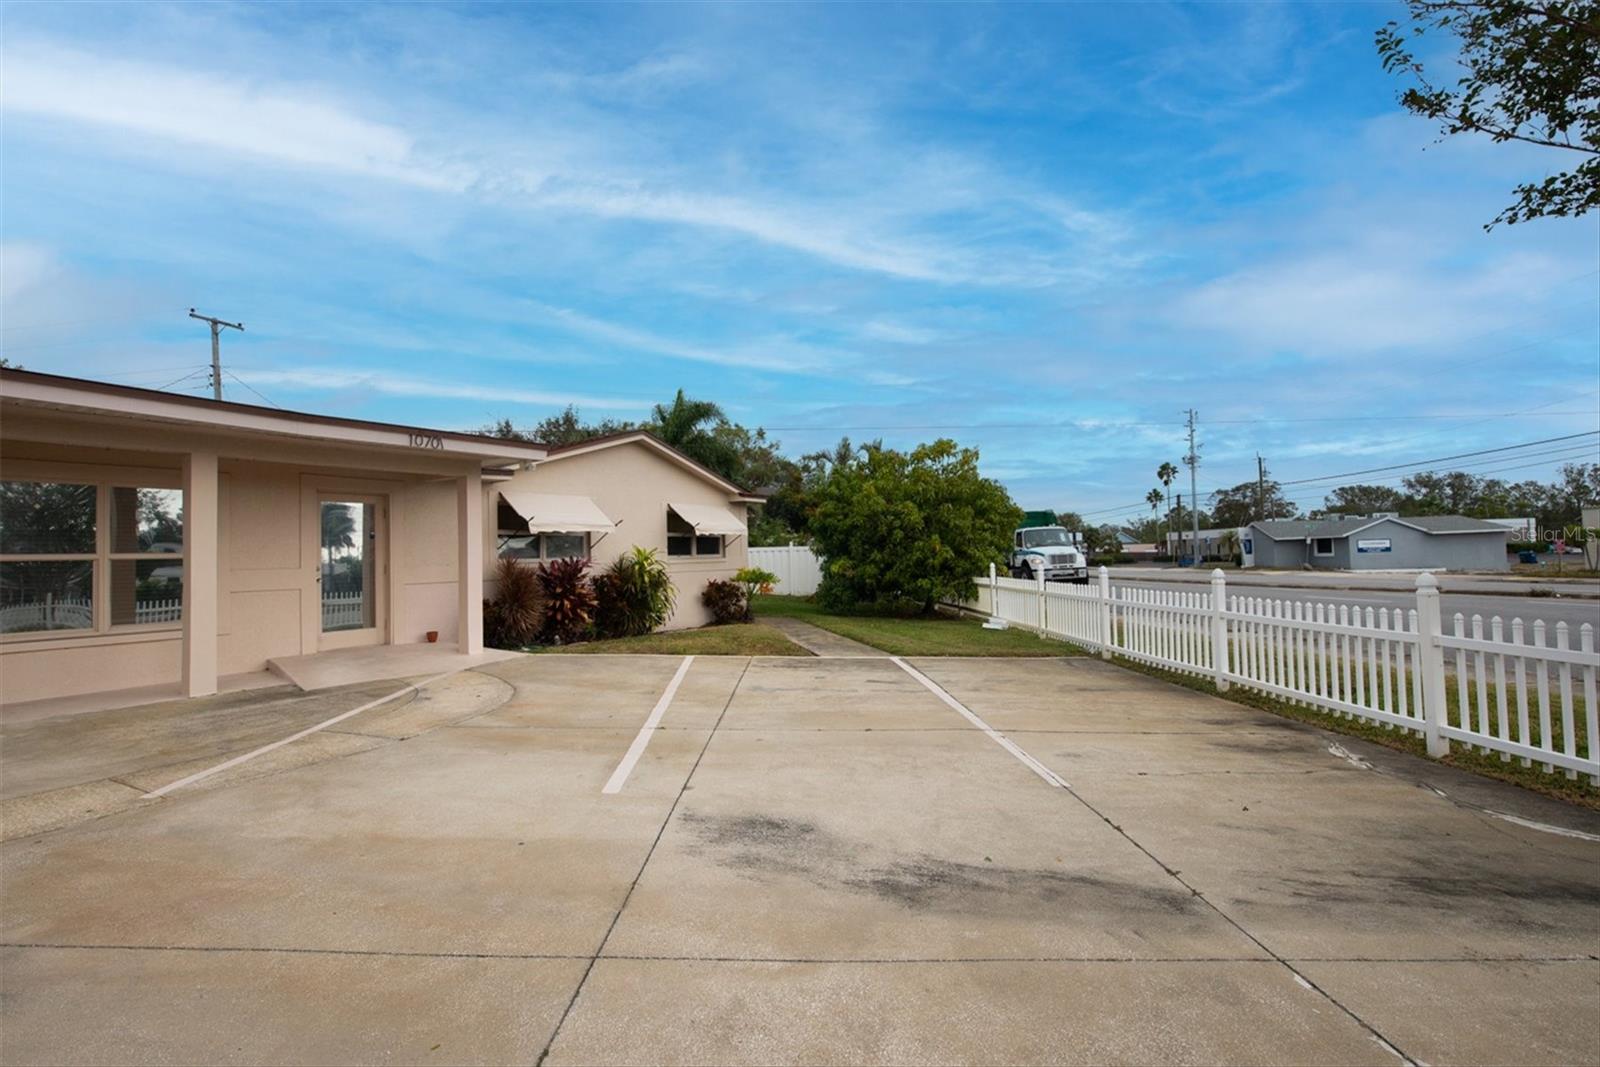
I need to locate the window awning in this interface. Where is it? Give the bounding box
[500,491,616,533]
[668,502,746,536]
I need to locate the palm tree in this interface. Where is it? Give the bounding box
[321,504,356,590]
[650,390,739,479]
[1157,462,1179,553]
[1146,488,1164,543]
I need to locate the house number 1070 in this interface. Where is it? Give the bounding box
[408,432,443,449]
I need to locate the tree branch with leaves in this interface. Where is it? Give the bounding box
[1377,1,1599,226]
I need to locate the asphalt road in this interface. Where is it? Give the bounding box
[1104,568,1600,631]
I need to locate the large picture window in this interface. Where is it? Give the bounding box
[0,478,184,636]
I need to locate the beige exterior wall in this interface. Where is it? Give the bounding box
[487,440,749,630]
[1,408,507,706]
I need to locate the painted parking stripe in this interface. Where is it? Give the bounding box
[603,656,695,795]
[141,671,456,800]
[891,657,1069,790]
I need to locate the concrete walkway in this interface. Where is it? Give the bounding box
[762,615,885,656]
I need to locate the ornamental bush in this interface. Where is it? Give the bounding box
[702,578,746,625]
[536,556,597,645]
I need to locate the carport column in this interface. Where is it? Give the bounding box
[1210,568,1230,691]
[457,467,484,654]
[182,450,219,697]
[1414,573,1450,758]
[1097,565,1112,659]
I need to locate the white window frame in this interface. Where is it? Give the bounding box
[1,470,185,643]
[1312,537,1336,557]
[495,528,591,564]
[666,509,726,560]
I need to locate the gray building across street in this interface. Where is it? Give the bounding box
[1242,514,1510,572]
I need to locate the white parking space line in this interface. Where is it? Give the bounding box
[141,671,456,800]
[890,657,1069,790]
[603,656,695,795]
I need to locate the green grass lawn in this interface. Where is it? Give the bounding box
[548,622,809,656]
[753,594,1079,657]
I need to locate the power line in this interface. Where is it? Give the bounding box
[152,369,209,392]
[223,368,281,408]
[1275,432,1600,487]
[1074,431,1600,518]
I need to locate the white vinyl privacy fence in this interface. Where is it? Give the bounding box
[965,567,1598,782]
[749,544,824,597]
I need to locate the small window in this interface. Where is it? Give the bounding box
[666,510,724,558]
[544,533,588,560]
[498,534,541,561]
[667,509,694,556]
[111,487,183,553]
[110,559,184,626]
[0,560,94,633]
[0,480,96,555]
[1313,538,1335,556]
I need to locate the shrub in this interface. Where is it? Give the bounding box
[732,566,778,621]
[702,578,746,625]
[595,547,677,638]
[810,439,1020,613]
[536,556,597,644]
[484,557,544,650]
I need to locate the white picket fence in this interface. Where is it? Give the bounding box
[749,544,824,596]
[3,594,366,632]
[966,567,1599,782]
[321,590,367,630]
[0,596,182,631]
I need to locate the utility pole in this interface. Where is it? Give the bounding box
[188,308,244,401]
[1184,409,1201,566]
[1256,453,1266,521]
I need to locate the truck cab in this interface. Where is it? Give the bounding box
[1010,525,1089,584]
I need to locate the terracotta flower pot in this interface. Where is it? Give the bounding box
[425,630,439,643]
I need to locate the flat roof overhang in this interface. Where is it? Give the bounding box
[0,368,548,468]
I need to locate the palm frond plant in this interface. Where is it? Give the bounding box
[484,557,544,649]
[595,547,677,638]
[732,566,778,622]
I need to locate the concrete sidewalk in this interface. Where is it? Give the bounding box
[762,615,885,656]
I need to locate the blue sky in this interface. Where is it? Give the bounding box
[3,1,1596,522]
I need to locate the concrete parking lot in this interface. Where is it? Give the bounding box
[2,653,1597,1065]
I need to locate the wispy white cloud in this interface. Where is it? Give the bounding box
[3,43,475,191]
[861,319,945,345]
[234,367,648,411]
[517,300,839,374]
[2,36,1130,289]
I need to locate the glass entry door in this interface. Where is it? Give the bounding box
[318,496,385,648]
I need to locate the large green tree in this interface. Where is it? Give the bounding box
[482,406,635,446]
[1208,479,1297,527]
[1323,484,1410,516]
[809,439,1021,613]
[1377,1,1599,226]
